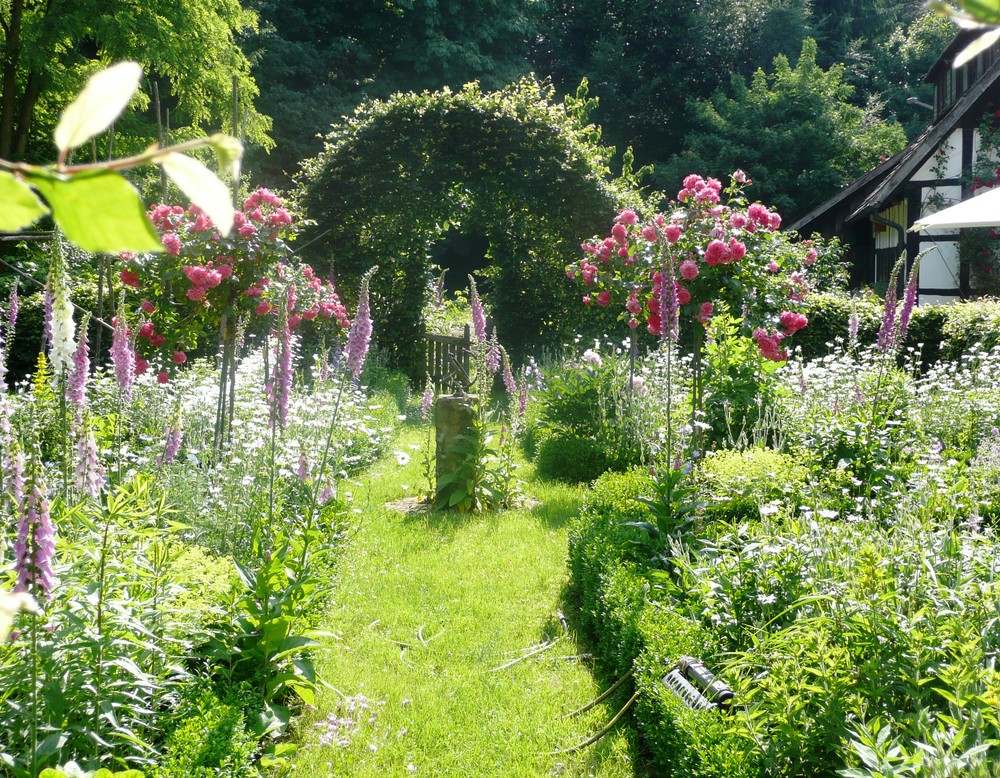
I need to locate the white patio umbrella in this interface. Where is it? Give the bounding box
[911,186,1000,230]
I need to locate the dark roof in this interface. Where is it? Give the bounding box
[788,152,897,232]
[790,52,1000,233]
[925,30,982,83]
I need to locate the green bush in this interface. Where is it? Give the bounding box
[154,688,257,778]
[634,606,747,778]
[567,469,742,775]
[567,468,654,640]
[797,293,880,360]
[535,433,616,483]
[532,352,648,482]
[938,298,1000,363]
[697,447,810,522]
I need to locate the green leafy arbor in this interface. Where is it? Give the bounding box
[299,78,639,378]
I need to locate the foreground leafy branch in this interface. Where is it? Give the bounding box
[0,61,243,253]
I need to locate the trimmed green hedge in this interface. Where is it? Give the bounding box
[799,294,1000,370]
[568,469,744,775]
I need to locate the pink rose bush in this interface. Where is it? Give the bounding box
[118,188,350,377]
[572,172,813,361]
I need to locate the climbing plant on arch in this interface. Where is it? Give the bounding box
[298,77,644,378]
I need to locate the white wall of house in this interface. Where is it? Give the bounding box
[913,130,963,184]
[906,129,967,301]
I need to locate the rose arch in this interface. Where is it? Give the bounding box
[298,78,638,379]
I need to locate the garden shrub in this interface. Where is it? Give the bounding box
[633,605,749,778]
[797,292,879,360]
[568,469,747,775]
[532,350,650,482]
[697,448,810,522]
[534,433,617,483]
[798,293,945,370]
[938,297,1000,362]
[702,315,785,448]
[154,688,257,778]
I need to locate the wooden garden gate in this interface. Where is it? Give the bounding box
[425,325,471,392]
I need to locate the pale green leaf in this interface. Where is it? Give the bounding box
[208,132,244,181]
[54,62,142,153]
[961,0,1000,25]
[0,170,49,231]
[954,28,1000,68]
[159,152,235,236]
[27,170,163,253]
[0,590,41,642]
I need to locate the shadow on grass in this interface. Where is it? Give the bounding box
[398,502,498,538]
[553,583,649,778]
[529,488,585,529]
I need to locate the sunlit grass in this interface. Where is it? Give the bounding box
[288,421,638,777]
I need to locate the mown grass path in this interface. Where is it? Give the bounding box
[289,423,636,777]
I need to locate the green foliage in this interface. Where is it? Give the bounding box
[153,688,257,778]
[534,433,620,484]
[199,528,333,737]
[697,448,810,522]
[532,0,815,190]
[669,38,907,221]
[299,78,634,376]
[244,0,538,185]
[567,469,655,640]
[531,351,648,482]
[702,314,784,447]
[0,1,269,163]
[939,299,1000,361]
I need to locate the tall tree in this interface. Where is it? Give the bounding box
[243,0,538,185]
[0,0,270,161]
[531,0,813,176]
[668,39,907,220]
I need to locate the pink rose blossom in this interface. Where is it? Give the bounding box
[679,260,699,280]
[615,208,638,225]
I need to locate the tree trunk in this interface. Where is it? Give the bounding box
[12,68,43,155]
[0,0,26,158]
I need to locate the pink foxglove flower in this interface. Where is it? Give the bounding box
[297,449,311,484]
[659,260,679,342]
[876,265,901,353]
[897,256,921,342]
[14,455,55,599]
[159,411,183,466]
[67,316,91,420]
[7,284,18,333]
[469,275,487,343]
[345,268,377,379]
[110,311,135,404]
[74,425,104,500]
[269,307,294,429]
[4,438,23,518]
[501,349,517,394]
[319,483,336,504]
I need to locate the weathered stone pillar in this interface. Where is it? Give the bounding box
[435,393,478,501]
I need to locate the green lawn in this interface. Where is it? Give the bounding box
[289,424,637,777]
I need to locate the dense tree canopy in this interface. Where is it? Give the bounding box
[0,0,270,161]
[668,39,907,220]
[243,0,537,185]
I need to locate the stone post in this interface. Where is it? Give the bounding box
[435,392,478,502]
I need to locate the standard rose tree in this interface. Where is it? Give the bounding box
[570,171,813,362]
